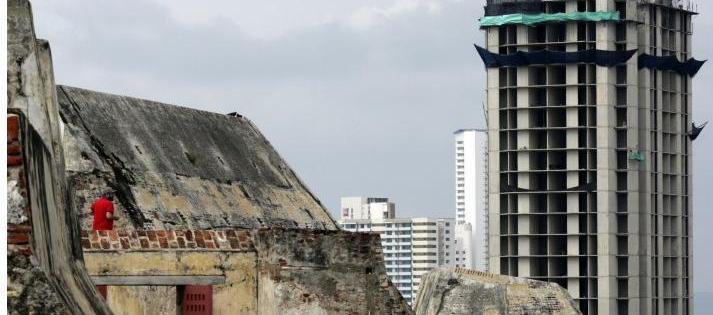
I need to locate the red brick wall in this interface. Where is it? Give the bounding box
[81,229,253,252]
[7,115,23,166]
[7,113,33,256]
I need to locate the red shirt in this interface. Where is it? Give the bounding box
[91,197,115,231]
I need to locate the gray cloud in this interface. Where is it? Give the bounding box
[31,1,712,294]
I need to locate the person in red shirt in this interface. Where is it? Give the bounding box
[89,190,119,299]
[90,191,119,231]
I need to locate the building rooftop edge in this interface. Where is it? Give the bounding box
[453,128,486,134]
[338,217,455,222]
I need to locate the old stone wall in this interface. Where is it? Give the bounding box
[6,112,112,315]
[253,228,411,315]
[82,229,257,313]
[7,1,112,313]
[7,115,30,246]
[82,228,413,315]
[7,113,69,315]
[84,251,257,314]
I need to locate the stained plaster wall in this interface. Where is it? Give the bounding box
[84,251,258,314]
[105,286,176,315]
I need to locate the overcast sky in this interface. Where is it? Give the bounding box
[31,0,712,294]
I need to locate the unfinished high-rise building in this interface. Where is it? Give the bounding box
[478,0,705,314]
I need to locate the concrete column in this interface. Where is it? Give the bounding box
[486,27,502,274]
[595,8,619,312]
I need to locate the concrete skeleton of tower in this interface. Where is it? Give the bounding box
[453,129,489,272]
[479,0,704,314]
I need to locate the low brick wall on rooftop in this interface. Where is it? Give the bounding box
[81,229,254,252]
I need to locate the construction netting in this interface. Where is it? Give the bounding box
[638,54,706,77]
[475,45,636,68]
[691,122,708,140]
[628,151,645,161]
[479,11,620,27]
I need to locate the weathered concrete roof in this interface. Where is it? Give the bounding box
[57,85,337,230]
[413,268,582,315]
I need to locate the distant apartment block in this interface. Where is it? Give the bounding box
[453,129,489,271]
[340,196,396,220]
[339,197,454,304]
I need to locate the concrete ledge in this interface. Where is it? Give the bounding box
[90,275,225,286]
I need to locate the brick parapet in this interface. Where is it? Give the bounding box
[81,229,254,252]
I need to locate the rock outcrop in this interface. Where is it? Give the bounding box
[413,268,581,315]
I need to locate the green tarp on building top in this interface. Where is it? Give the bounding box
[479,11,620,27]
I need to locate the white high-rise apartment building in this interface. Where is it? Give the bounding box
[340,196,395,220]
[480,1,700,314]
[453,129,488,271]
[339,197,454,305]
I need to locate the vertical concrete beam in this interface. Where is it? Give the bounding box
[594,2,618,313]
[514,24,531,278]
[485,27,502,274]
[635,5,654,314]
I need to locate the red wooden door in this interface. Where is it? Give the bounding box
[182,285,213,315]
[96,285,107,300]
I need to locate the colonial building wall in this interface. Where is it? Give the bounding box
[82,229,412,315]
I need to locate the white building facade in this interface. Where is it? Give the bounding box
[453,129,488,271]
[340,196,395,220]
[339,197,454,304]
